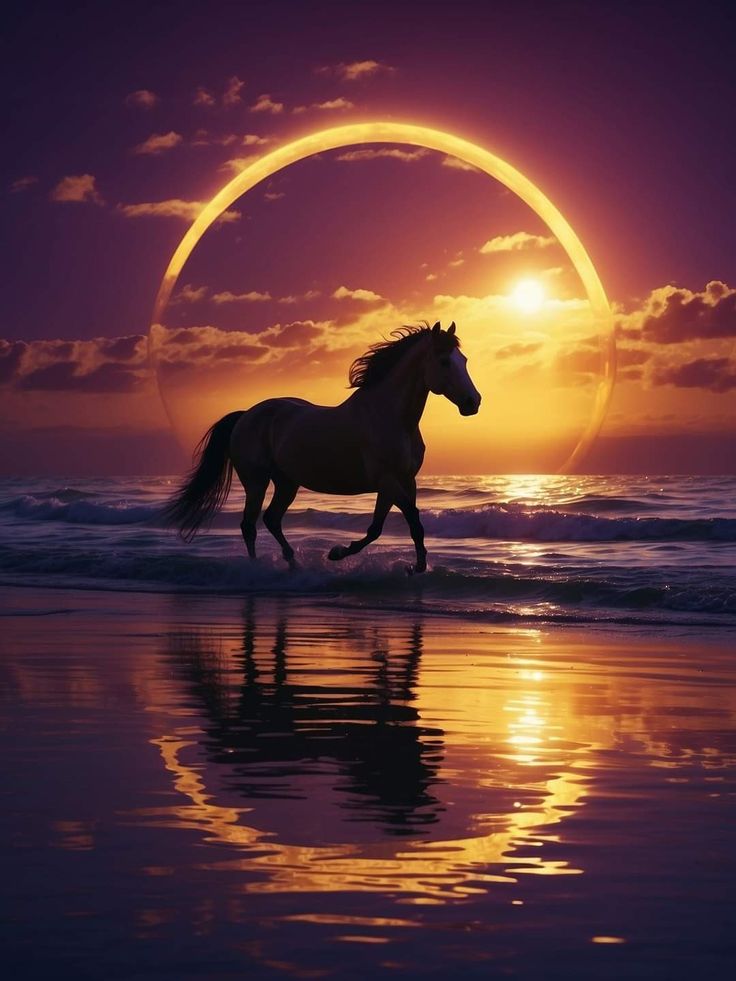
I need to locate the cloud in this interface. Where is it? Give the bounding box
[316,60,395,81]
[220,155,260,175]
[264,190,285,201]
[1,334,147,393]
[625,281,736,344]
[441,156,483,174]
[332,286,385,303]
[495,341,544,359]
[277,290,321,304]
[242,133,270,146]
[480,231,556,254]
[212,290,272,304]
[193,86,215,107]
[49,174,104,205]
[10,175,38,193]
[190,130,239,147]
[18,360,143,393]
[336,147,429,163]
[293,97,355,114]
[0,340,27,382]
[653,356,736,393]
[132,130,183,155]
[172,284,209,304]
[125,89,159,109]
[117,200,240,222]
[250,93,284,114]
[223,75,245,106]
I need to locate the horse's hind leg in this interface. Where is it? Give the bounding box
[263,477,299,569]
[240,474,269,559]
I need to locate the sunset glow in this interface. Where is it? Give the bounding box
[150,121,615,474]
[3,7,735,980]
[510,278,546,314]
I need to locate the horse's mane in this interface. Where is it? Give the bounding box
[349,324,459,389]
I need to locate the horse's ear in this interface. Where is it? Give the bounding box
[431,321,441,335]
[447,322,456,336]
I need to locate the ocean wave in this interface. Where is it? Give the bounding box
[1,494,155,525]
[3,493,736,542]
[0,543,733,619]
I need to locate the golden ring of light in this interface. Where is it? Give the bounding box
[150,121,615,472]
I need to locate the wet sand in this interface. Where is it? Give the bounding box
[1,587,735,979]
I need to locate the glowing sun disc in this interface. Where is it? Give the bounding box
[150,121,615,472]
[511,278,546,314]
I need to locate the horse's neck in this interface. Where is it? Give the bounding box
[355,342,430,429]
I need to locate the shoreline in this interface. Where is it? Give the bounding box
[2,580,734,634]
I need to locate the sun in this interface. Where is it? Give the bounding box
[511,278,546,314]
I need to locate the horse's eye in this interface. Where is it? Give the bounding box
[440,358,451,368]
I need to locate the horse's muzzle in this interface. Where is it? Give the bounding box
[459,395,481,416]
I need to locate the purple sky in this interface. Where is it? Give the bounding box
[2,0,735,474]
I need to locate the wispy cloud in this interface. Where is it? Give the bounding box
[117,200,240,222]
[191,130,239,147]
[333,285,385,303]
[193,86,216,107]
[316,60,395,81]
[223,75,245,106]
[293,97,355,114]
[336,148,429,163]
[441,156,482,174]
[250,93,284,114]
[10,175,38,193]
[50,174,104,205]
[124,89,159,109]
[132,131,183,155]
[219,154,260,175]
[212,290,272,304]
[172,284,209,304]
[242,133,270,146]
[480,231,556,254]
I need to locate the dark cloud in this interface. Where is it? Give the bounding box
[101,334,144,360]
[0,340,27,382]
[653,357,736,393]
[268,321,326,348]
[632,281,736,344]
[18,360,143,393]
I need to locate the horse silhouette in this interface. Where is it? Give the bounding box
[164,321,480,572]
[164,602,444,836]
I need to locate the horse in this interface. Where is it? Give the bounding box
[163,321,481,574]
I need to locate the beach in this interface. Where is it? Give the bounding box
[2,584,735,980]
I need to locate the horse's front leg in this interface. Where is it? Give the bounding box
[392,476,426,575]
[328,491,391,562]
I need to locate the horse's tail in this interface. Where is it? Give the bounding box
[162,410,245,542]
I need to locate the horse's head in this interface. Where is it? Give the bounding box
[425,322,481,416]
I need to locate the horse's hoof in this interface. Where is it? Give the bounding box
[328,545,348,561]
[287,559,300,573]
[406,562,427,576]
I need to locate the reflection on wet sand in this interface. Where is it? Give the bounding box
[149,599,589,899]
[4,589,736,978]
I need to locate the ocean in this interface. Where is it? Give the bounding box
[2,473,736,979]
[1,473,734,626]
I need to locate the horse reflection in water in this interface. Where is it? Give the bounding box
[165,602,444,837]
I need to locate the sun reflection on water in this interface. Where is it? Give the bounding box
[142,612,595,900]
